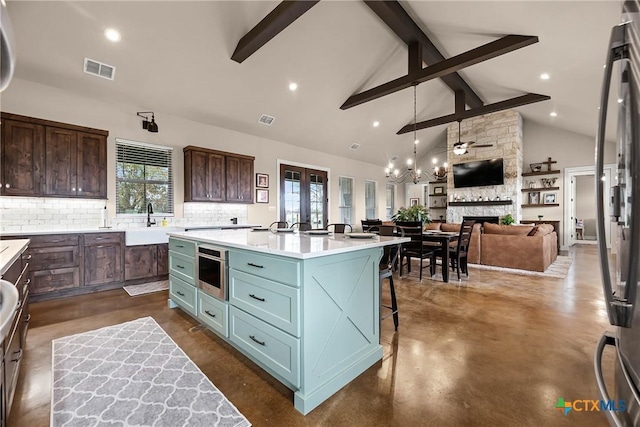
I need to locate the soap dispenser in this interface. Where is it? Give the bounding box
[162,217,167,227]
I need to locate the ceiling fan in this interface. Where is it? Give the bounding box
[451,120,493,155]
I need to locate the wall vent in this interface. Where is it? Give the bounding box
[83,58,116,80]
[258,114,275,126]
[349,143,360,150]
[391,156,398,161]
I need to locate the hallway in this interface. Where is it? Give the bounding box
[9,245,611,426]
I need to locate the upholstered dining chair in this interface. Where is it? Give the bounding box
[361,219,382,232]
[398,225,436,281]
[435,219,476,280]
[326,223,353,233]
[269,221,288,230]
[290,222,312,231]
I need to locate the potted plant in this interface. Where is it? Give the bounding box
[500,214,515,225]
[391,204,431,225]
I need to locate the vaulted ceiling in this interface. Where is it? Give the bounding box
[6,1,621,167]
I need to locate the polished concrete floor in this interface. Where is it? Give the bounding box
[9,245,613,426]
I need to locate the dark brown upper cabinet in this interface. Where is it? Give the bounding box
[1,112,108,199]
[183,146,254,204]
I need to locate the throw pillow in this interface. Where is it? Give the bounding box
[424,222,442,231]
[441,223,460,233]
[534,224,555,236]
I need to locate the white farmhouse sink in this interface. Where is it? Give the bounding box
[125,227,185,246]
[0,279,18,342]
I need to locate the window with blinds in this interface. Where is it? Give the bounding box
[115,139,174,215]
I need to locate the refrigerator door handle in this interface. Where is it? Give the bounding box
[596,23,633,327]
[594,332,626,427]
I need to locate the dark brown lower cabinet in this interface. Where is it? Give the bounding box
[157,244,169,276]
[83,233,123,286]
[124,243,168,280]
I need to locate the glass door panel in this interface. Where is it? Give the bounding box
[280,164,327,229]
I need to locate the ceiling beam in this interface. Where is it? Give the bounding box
[364,0,484,109]
[231,1,320,63]
[396,93,551,134]
[340,35,538,110]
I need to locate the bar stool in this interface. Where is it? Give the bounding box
[379,225,402,331]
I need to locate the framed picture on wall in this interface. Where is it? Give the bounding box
[434,186,444,195]
[528,191,540,205]
[544,192,556,204]
[410,198,419,206]
[256,189,269,203]
[256,173,269,188]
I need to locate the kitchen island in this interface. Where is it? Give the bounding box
[167,229,409,415]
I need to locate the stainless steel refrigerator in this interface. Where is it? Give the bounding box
[595,1,640,426]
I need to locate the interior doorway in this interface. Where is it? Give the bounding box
[278,163,328,229]
[564,165,615,248]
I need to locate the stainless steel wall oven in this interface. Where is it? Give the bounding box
[196,244,228,300]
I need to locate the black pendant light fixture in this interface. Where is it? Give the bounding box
[136,111,159,133]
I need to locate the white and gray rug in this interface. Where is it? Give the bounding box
[468,255,573,279]
[123,280,169,297]
[51,317,251,427]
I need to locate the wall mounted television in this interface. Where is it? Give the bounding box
[453,158,504,188]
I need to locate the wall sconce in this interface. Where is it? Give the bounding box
[136,111,159,133]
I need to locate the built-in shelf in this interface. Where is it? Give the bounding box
[521,170,561,177]
[449,200,513,206]
[429,193,447,197]
[521,204,560,208]
[430,206,447,210]
[521,187,560,192]
[428,180,447,184]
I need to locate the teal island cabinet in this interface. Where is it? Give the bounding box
[167,229,409,415]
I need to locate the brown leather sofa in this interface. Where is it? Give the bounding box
[425,222,558,272]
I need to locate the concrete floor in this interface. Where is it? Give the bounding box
[8,245,613,426]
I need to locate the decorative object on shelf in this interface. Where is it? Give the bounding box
[528,191,540,205]
[432,199,438,207]
[410,198,419,206]
[538,215,544,220]
[439,215,444,221]
[542,157,557,171]
[256,173,269,188]
[544,192,556,204]
[136,111,159,133]
[541,177,557,188]
[500,214,515,225]
[495,195,500,200]
[391,204,430,225]
[530,163,542,173]
[256,189,269,203]
[528,180,537,188]
[434,186,444,195]
[384,86,447,184]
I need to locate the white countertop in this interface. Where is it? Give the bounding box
[169,229,410,259]
[0,224,261,237]
[0,239,29,276]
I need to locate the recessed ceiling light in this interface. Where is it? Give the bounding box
[540,73,550,80]
[289,82,298,91]
[104,28,121,42]
[373,121,380,127]
[550,112,558,117]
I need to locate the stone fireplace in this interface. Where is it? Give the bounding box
[445,110,523,224]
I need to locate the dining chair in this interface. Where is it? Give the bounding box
[398,226,436,281]
[269,221,288,230]
[435,219,476,280]
[361,219,382,232]
[290,222,312,231]
[326,223,353,233]
[378,225,404,331]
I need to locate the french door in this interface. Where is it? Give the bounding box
[279,164,328,229]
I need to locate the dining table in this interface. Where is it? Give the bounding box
[422,231,459,282]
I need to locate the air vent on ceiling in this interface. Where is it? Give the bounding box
[349,143,360,150]
[391,156,398,161]
[83,58,116,80]
[258,114,275,126]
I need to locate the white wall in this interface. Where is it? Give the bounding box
[1,78,400,230]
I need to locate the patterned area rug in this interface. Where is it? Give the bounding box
[468,255,573,279]
[123,280,169,297]
[51,317,251,427]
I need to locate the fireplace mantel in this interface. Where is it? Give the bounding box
[449,201,513,206]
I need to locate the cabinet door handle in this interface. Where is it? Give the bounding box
[72,187,76,191]
[5,183,10,188]
[249,335,265,346]
[11,349,23,362]
[176,244,185,248]
[176,291,185,297]
[176,264,185,269]
[25,279,31,285]
[95,237,104,240]
[24,314,31,323]
[249,294,265,302]
[204,310,216,318]
[78,188,82,192]
[247,262,264,269]
[24,254,32,260]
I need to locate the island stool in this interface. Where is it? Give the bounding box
[378,225,402,331]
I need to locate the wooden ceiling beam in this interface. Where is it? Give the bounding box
[396,93,551,134]
[231,1,320,63]
[364,0,484,109]
[340,34,539,110]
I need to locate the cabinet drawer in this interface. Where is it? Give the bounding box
[84,232,123,245]
[169,238,196,258]
[229,306,299,387]
[23,234,79,247]
[230,250,300,287]
[198,290,228,337]
[27,245,79,270]
[169,275,197,316]
[169,252,195,284]
[229,270,299,337]
[29,267,80,294]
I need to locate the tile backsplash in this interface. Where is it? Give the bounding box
[0,197,249,232]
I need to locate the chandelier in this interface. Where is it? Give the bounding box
[385,85,448,184]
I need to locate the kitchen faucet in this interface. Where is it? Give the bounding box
[147,203,156,227]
